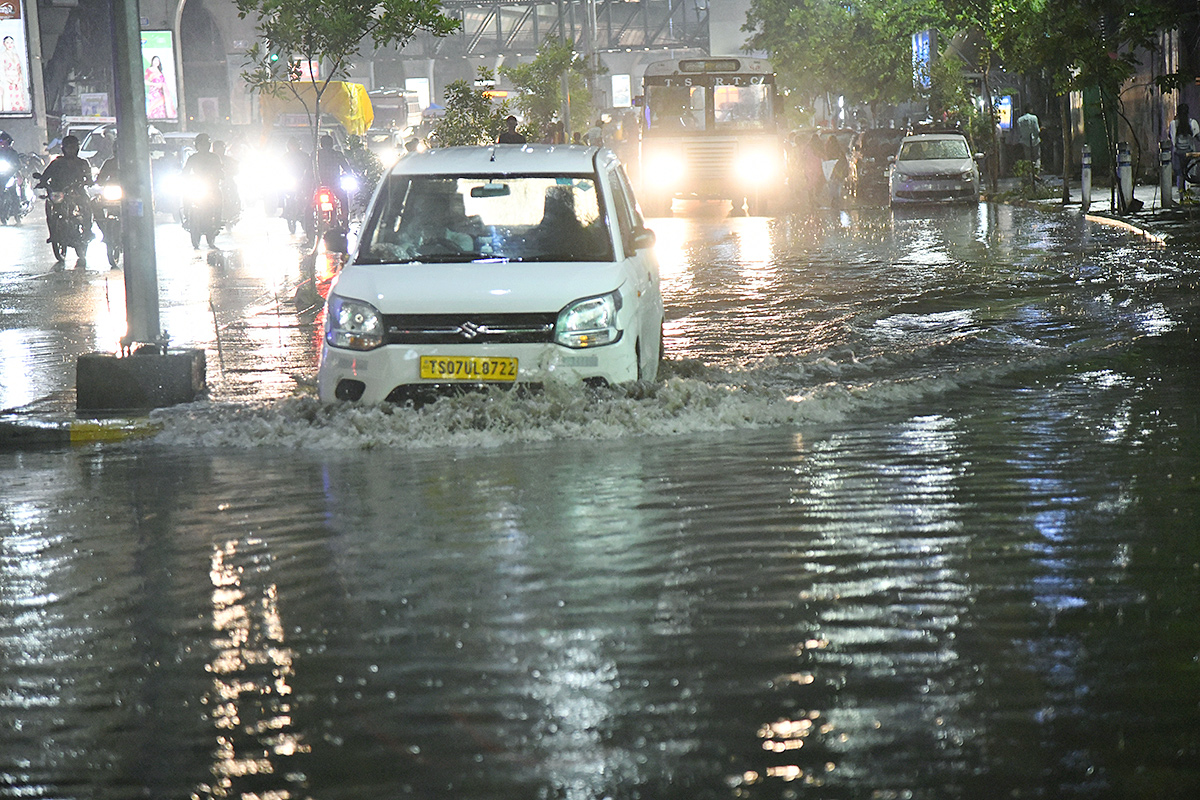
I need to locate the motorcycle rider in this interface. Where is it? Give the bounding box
[181,132,224,247]
[39,133,94,244]
[0,130,24,222]
[281,136,311,233]
[315,134,353,217]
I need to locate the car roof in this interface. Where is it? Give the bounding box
[901,132,968,142]
[388,144,606,177]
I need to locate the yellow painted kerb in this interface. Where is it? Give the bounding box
[69,419,164,443]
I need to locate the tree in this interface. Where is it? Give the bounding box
[501,39,600,140]
[235,0,458,301]
[743,0,946,123]
[235,0,459,155]
[430,68,511,147]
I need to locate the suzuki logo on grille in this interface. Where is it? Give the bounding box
[457,321,486,340]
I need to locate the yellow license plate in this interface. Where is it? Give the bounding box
[420,356,518,382]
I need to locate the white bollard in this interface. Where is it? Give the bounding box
[1160,140,1173,208]
[1116,142,1133,213]
[1081,144,1092,211]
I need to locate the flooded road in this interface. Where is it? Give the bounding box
[3,203,1200,799]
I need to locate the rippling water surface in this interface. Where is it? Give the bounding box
[3,204,1200,799]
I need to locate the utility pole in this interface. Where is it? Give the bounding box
[112,0,161,348]
[76,0,205,412]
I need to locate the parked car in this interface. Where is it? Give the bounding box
[889,131,982,205]
[849,128,905,198]
[318,144,664,405]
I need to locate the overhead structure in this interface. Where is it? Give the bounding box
[406,0,710,60]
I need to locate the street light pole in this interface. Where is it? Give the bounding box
[174,0,189,131]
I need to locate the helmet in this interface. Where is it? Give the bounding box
[0,131,12,146]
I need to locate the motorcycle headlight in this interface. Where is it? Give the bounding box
[340,174,359,194]
[555,291,622,349]
[101,184,123,202]
[325,295,383,351]
[183,174,208,200]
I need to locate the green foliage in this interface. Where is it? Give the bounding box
[236,0,459,133]
[430,68,512,147]
[500,39,601,139]
[344,134,384,208]
[744,0,946,114]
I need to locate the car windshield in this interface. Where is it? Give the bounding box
[357,173,615,264]
[898,138,971,161]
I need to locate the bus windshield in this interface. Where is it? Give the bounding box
[645,82,773,133]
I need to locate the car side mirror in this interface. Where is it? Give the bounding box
[632,226,656,250]
[974,153,985,160]
[887,155,896,163]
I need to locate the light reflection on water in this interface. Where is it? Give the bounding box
[4,203,1200,797]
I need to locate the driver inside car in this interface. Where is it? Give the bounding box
[392,192,474,256]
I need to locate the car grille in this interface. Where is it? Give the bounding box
[381,313,557,345]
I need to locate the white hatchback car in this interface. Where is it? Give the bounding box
[318,145,663,405]
[889,132,981,205]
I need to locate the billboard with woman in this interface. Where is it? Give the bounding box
[140,30,178,121]
[0,1,33,117]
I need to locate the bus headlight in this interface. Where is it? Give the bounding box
[735,149,778,183]
[644,152,684,186]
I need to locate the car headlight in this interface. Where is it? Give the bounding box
[961,171,975,182]
[555,291,622,349]
[325,295,384,351]
[100,184,123,202]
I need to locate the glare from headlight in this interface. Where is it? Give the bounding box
[340,174,360,194]
[377,147,399,166]
[555,291,622,348]
[735,149,776,182]
[325,295,384,351]
[100,184,123,202]
[645,152,684,186]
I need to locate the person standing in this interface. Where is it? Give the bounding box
[1015,107,1041,183]
[497,115,526,144]
[1168,103,1200,193]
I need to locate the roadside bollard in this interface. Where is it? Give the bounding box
[1160,139,1173,208]
[1116,142,1133,213]
[1081,144,1092,211]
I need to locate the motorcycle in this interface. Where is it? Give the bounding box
[280,174,306,235]
[0,157,32,225]
[94,180,123,268]
[32,172,90,262]
[181,171,223,249]
[311,173,358,256]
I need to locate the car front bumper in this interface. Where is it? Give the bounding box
[318,337,641,404]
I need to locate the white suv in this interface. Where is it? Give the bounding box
[318,145,664,405]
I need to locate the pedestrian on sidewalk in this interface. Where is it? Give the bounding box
[1168,102,1199,193]
[1016,107,1041,185]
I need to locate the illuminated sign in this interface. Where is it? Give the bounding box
[912,29,936,90]
[679,59,741,73]
[997,95,1013,130]
[0,0,32,118]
